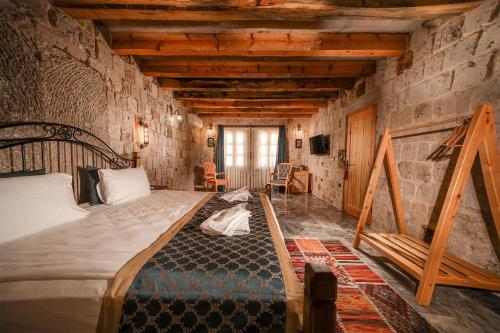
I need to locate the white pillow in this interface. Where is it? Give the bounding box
[0,173,89,244]
[97,166,151,205]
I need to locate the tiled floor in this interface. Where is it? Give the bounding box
[270,193,500,333]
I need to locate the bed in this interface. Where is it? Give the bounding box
[0,122,336,333]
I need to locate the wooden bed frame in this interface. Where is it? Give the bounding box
[0,121,338,332]
[353,104,500,305]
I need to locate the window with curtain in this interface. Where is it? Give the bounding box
[224,129,246,168]
[257,129,278,169]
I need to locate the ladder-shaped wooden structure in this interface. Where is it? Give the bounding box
[353,104,500,305]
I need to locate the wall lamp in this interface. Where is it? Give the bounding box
[296,124,303,138]
[169,105,182,121]
[208,123,214,136]
[138,119,149,149]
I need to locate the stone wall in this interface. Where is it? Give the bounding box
[307,0,500,272]
[0,0,193,189]
[191,117,310,186]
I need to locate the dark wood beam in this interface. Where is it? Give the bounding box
[193,107,318,114]
[183,99,328,108]
[174,91,338,100]
[112,33,407,58]
[57,1,480,21]
[160,78,354,92]
[197,112,313,118]
[141,59,375,78]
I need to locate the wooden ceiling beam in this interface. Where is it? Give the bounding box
[142,60,375,78]
[183,99,328,108]
[112,33,407,58]
[174,91,337,100]
[160,78,354,92]
[193,107,318,113]
[57,1,480,21]
[197,112,313,118]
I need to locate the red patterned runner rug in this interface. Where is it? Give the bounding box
[285,238,439,333]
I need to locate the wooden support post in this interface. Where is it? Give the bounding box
[385,132,407,235]
[477,105,500,239]
[303,262,337,333]
[353,129,391,248]
[416,105,489,305]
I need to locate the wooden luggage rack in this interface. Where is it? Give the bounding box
[353,104,500,305]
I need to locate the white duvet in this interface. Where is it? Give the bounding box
[0,190,208,333]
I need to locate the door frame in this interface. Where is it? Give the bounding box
[343,104,377,218]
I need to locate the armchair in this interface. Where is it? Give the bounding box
[203,161,230,192]
[269,163,293,198]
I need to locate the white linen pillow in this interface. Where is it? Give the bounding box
[97,166,151,205]
[0,173,89,244]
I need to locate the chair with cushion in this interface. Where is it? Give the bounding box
[269,163,293,198]
[203,161,230,192]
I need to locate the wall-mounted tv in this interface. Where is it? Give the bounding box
[309,134,330,155]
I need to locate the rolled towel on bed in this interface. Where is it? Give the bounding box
[200,203,251,236]
[220,187,253,202]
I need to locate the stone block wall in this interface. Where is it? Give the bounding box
[307,0,500,273]
[0,0,193,189]
[191,117,310,177]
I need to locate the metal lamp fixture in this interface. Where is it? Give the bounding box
[139,120,149,149]
[169,105,182,121]
[208,123,214,136]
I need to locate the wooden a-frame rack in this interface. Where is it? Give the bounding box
[353,104,500,305]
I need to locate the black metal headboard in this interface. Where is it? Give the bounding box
[0,122,138,203]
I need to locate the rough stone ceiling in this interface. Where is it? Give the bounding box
[53,1,482,118]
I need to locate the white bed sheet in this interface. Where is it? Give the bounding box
[0,190,208,333]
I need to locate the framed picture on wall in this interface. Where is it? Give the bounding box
[295,139,302,148]
[207,137,215,147]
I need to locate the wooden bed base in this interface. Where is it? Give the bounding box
[260,193,337,333]
[353,104,500,305]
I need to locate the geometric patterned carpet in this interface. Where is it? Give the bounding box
[285,238,439,333]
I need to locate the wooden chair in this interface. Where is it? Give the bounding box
[269,163,293,198]
[203,161,230,192]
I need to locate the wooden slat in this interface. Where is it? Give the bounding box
[353,129,391,248]
[193,107,318,114]
[477,106,500,239]
[184,99,327,108]
[174,91,337,100]
[159,78,354,91]
[197,112,313,118]
[399,234,500,282]
[359,233,423,279]
[112,32,407,57]
[141,59,376,78]
[58,2,480,21]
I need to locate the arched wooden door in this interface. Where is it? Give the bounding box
[344,105,377,217]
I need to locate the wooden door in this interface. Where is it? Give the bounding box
[344,105,377,217]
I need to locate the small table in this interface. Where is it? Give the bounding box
[291,171,310,193]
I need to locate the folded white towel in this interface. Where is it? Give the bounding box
[220,187,253,202]
[200,203,251,236]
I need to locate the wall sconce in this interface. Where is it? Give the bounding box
[169,105,182,121]
[208,123,214,137]
[296,124,303,138]
[139,119,149,149]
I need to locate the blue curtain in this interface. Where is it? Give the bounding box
[215,125,225,191]
[275,125,287,172]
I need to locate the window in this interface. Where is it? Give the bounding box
[257,129,278,169]
[225,129,246,168]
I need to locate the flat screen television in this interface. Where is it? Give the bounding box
[309,134,330,155]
